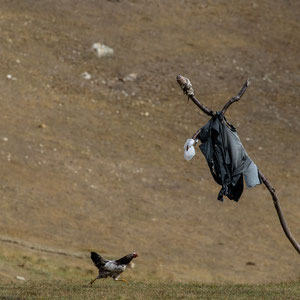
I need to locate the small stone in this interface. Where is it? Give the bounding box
[7,74,17,80]
[2,137,8,142]
[81,72,91,80]
[91,43,114,58]
[38,124,46,129]
[123,73,137,81]
[121,90,128,97]
[16,276,26,281]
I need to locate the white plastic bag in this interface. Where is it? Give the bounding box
[184,139,196,161]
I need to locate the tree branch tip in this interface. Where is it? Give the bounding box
[176,75,190,86]
[176,75,194,97]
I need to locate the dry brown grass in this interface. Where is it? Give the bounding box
[0,0,299,284]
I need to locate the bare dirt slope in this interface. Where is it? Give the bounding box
[0,0,299,283]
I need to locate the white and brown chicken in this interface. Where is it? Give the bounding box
[90,251,138,285]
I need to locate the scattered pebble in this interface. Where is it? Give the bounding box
[121,90,128,97]
[81,72,91,80]
[262,74,272,83]
[2,137,8,142]
[38,124,47,129]
[16,276,26,281]
[7,74,17,80]
[91,43,114,58]
[123,73,137,81]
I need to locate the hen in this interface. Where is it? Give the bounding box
[90,251,138,285]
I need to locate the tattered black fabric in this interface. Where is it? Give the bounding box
[197,112,261,202]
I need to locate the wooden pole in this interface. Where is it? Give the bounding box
[176,75,300,255]
[259,171,300,254]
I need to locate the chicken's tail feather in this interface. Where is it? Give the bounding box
[91,251,106,269]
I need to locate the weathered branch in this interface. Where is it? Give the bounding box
[192,128,202,140]
[221,79,250,115]
[176,75,215,117]
[177,74,300,255]
[259,171,300,254]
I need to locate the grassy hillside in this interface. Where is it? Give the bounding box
[0,0,299,285]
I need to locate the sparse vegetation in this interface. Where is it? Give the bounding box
[0,280,299,300]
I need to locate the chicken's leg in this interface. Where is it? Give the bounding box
[116,278,129,283]
[90,277,98,285]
